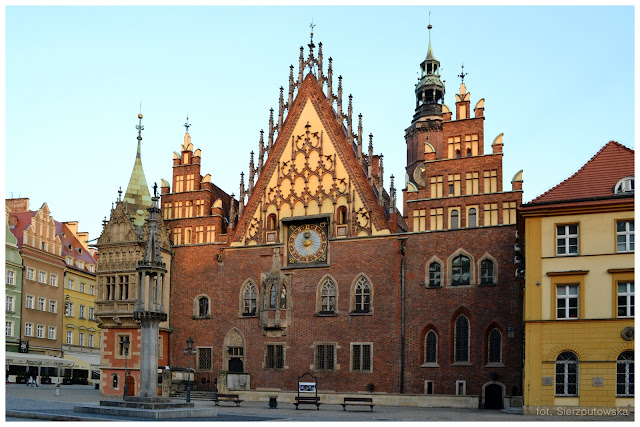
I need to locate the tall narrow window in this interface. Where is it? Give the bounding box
[320,279,337,314]
[353,276,371,313]
[556,352,578,396]
[279,285,287,309]
[315,343,335,371]
[413,209,427,231]
[488,329,502,363]
[265,344,284,370]
[617,351,634,397]
[430,208,444,231]
[243,282,257,316]
[267,214,278,230]
[198,296,209,317]
[450,210,459,229]
[454,315,470,362]
[465,172,479,195]
[430,176,443,198]
[481,259,494,284]
[425,330,438,364]
[119,275,129,300]
[502,201,517,225]
[351,343,372,372]
[337,207,348,225]
[484,203,499,226]
[428,262,441,287]
[468,208,477,228]
[269,285,277,309]
[452,255,471,286]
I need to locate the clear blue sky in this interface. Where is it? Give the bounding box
[5,5,635,243]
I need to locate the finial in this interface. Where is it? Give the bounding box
[184,115,191,133]
[458,63,468,84]
[118,187,122,202]
[136,111,144,141]
[309,18,316,44]
[428,10,431,29]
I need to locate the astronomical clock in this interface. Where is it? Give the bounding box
[284,216,329,268]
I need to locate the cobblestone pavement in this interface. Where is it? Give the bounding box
[3,384,634,422]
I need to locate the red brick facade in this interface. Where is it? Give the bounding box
[161,33,524,405]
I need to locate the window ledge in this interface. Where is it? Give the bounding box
[477,283,496,287]
[484,362,505,368]
[192,314,211,320]
[451,362,473,367]
[426,285,442,290]
[316,312,338,317]
[349,311,373,316]
[420,362,440,368]
[240,313,258,318]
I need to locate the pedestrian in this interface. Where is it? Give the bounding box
[32,375,38,387]
[26,376,30,386]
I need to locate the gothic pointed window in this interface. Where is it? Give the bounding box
[337,206,348,225]
[481,259,495,285]
[267,214,277,231]
[488,328,502,363]
[243,282,257,316]
[454,315,470,363]
[353,276,371,313]
[428,262,441,287]
[319,278,337,314]
[452,255,471,286]
[425,330,438,364]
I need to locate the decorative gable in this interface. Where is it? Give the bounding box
[98,202,141,245]
[231,73,389,246]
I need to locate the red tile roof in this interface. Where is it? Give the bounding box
[8,211,36,248]
[58,222,97,272]
[526,141,634,205]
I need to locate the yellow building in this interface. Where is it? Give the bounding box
[521,141,634,415]
[60,221,100,383]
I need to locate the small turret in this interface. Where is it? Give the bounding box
[414,23,446,120]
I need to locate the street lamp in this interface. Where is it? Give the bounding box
[506,325,515,339]
[185,337,194,403]
[123,336,130,398]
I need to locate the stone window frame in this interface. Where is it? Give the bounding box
[349,274,374,315]
[485,327,504,367]
[112,373,119,390]
[449,207,460,229]
[25,294,34,310]
[49,274,58,287]
[115,333,132,360]
[452,314,471,365]
[264,342,286,370]
[196,346,213,371]
[316,275,339,316]
[424,380,435,395]
[312,342,339,372]
[37,297,46,311]
[425,255,444,288]
[6,269,16,286]
[616,280,634,318]
[38,270,47,284]
[48,299,57,314]
[36,324,45,338]
[555,223,580,256]
[350,342,373,373]
[6,321,14,338]
[26,267,35,282]
[193,294,211,319]
[447,249,474,287]
[66,329,74,345]
[6,295,14,312]
[423,329,439,367]
[238,279,259,318]
[24,322,33,337]
[456,380,467,396]
[466,206,478,228]
[477,253,498,286]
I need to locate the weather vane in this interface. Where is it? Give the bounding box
[309,19,316,44]
[184,115,191,133]
[458,63,468,84]
[136,105,144,141]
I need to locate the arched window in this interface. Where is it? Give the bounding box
[488,328,502,363]
[269,284,277,309]
[337,206,348,225]
[452,255,471,286]
[614,176,634,194]
[468,208,477,228]
[243,282,257,316]
[353,276,371,313]
[454,315,470,362]
[320,279,337,313]
[112,373,119,389]
[617,351,634,397]
[279,285,287,309]
[425,330,438,364]
[198,296,209,317]
[451,210,459,229]
[481,259,495,285]
[267,214,277,231]
[556,352,578,396]
[428,262,441,287]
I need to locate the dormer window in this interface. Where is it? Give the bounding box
[66,257,73,265]
[77,260,84,269]
[614,176,634,194]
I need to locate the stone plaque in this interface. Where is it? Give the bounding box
[592,377,604,387]
[542,376,553,386]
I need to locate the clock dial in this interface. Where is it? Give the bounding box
[288,223,328,264]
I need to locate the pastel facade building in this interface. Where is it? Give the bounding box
[6,207,24,353]
[520,141,634,413]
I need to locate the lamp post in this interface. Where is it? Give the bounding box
[123,336,130,398]
[506,325,515,339]
[185,337,194,403]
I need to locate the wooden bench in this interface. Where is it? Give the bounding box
[294,395,321,410]
[213,393,243,406]
[341,397,374,411]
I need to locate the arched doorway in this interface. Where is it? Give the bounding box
[222,329,245,373]
[125,375,135,396]
[483,382,504,409]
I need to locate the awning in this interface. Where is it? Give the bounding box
[5,351,74,367]
[64,352,100,370]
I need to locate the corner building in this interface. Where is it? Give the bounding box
[164,27,523,408]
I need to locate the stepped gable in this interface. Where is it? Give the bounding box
[528,141,634,205]
[231,71,389,243]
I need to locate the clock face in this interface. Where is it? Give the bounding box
[288,223,328,264]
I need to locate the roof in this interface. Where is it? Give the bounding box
[525,141,634,206]
[8,210,36,248]
[58,221,97,273]
[123,140,152,227]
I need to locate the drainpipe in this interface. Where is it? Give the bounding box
[398,237,407,393]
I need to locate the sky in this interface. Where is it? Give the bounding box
[4,5,635,244]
